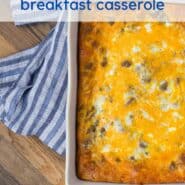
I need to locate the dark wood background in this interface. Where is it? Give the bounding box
[0,23,65,185]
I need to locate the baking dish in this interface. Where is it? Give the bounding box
[66,3,185,185]
[66,23,185,185]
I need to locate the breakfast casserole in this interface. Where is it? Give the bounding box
[77,22,185,183]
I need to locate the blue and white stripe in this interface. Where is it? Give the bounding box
[0,12,68,155]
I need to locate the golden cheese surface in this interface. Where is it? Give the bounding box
[77,22,185,183]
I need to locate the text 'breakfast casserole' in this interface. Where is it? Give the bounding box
[77,22,185,183]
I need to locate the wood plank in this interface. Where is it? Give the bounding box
[0,35,17,57]
[0,164,21,185]
[0,129,52,185]
[0,124,65,185]
[0,22,56,56]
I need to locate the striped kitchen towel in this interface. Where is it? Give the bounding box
[0,16,68,155]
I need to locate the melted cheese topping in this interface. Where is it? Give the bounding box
[77,22,185,183]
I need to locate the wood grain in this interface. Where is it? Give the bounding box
[0,22,65,185]
[0,164,20,185]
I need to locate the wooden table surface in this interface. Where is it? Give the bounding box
[0,23,65,185]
